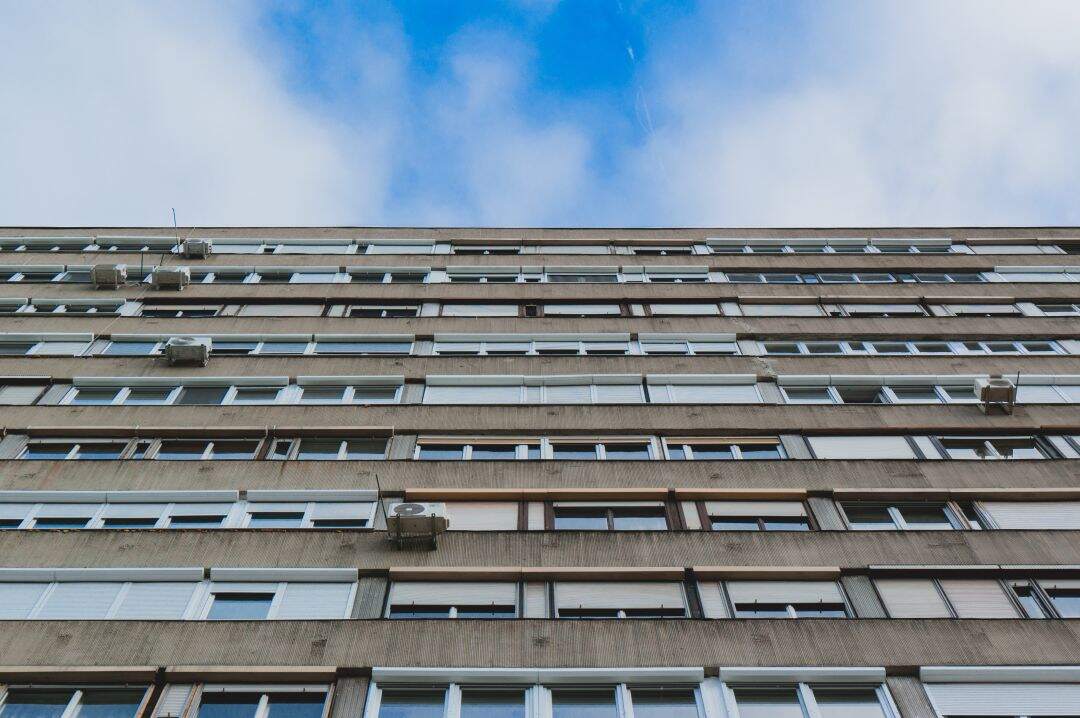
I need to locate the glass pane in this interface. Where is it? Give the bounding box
[258,342,310,355]
[377,690,445,718]
[897,504,954,529]
[784,387,833,403]
[175,386,229,405]
[551,443,598,460]
[75,443,127,459]
[248,512,304,528]
[266,695,326,718]
[301,386,347,403]
[815,688,888,717]
[418,444,465,460]
[344,439,387,459]
[102,518,157,528]
[0,690,75,718]
[231,387,282,404]
[611,508,668,530]
[471,445,518,460]
[156,441,211,460]
[207,593,273,619]
[209,441,260,459]
[687,444,733,460]
[732,688,803,718]
[603,443,651,460]
[212,342,259,355]
[711,518,760,531]
[295,440,343,460]
[738,444,782,459]
[763,518,810,531]
[104,341,159,355]
[72,689,146,718]
[553,508,608,530]
[843,504,895,529]
[23,443,76,459]
[169,516,224,528]
[196,694,261,718]
[124,387,177,405]
[71,388,122,405]
[889,386,940,402]
[34,517,91,529]
[352,386,400,402]
[551,689,617,718]
[1049,590,1080,617]
[630,690,699,718]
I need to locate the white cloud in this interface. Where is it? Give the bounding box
[0,1,392,226]
[628,0,1080,226]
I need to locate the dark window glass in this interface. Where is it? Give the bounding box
[843,504,895,529]
[248,512,304,528]
[666,445,687,460]
[70,690,144,718]
[762,518,810,531]
[896,504,954,529]
[455,605,517,619]
[0,519,21,529]
[155,441,211,460]
[196,694,261,718]
[551,690,617,718]
[0,690,75,718]
[175,386,229,405]
[124,387,177,405]
[553,508,608,530]
[603,443,651,460]
[0,343,35,355]
[207,594,273,620]
[471,445,517,460]
[630,690,699,718]
[377,691,444,718]
[1011,584,1047,618]
[23,443,77,459]
[102,518,157,528]
[814,688,888,718]
[209,441,260,459]
[611,508,668,530]
[76,443,127,459]
[33,517,91,529]
[311,519,368,529]
[388,606,453,619]
[711,517,760,531]
[687,444,734,460]
[418,444,466,460]
[1048,589,1080,617]
[734,603,791,617]
[212,342,259,355]
[265,695,326,718]
[294,440,342,460]
[738,444,782,459]
[460,690,526,718]
[551,444,597,460]
[169,516,224,528]
[231,387,282,404]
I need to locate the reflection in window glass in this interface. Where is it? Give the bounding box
[207,593,274,620]
[72,691,147,718]
[377,691,445,718]
[0,690,75,718]
[551,690,617,718]
[197,695,261,718]
[459,690,526,718]
[265,695,326,718]
[630,690,699,718]
[731,688,804,718]
[814,688,888,717]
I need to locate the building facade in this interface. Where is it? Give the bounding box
[1,226,1080,717]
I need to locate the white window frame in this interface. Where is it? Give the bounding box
[840,502,965,531]
[660,438,785,461]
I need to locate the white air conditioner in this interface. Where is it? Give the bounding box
[91,264,127,289]
[164,336,211,366]
[151,266,191,290]
[387,502,449,535]
[976,376,1016,414]
[180,238,213,259]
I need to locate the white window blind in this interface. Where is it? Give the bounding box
[275,583,353,619]
[545,384,592,403]
[544,304,620,315]
[593,383,645,403]
[555,581,685,611]
[981,501,1080,529]
[875,578,951,617]
[423,384,521,404]
[938,579,1019,618]
[725,581,843,604]
[442,304,517,317]
[112,583,198,619]
[309,502,374,521]
[808,435,917,459]
[446,502,519,531]
[0,583,47,618]
[697,582,730,618]
[0,385,45,404]
[388,582,518,607]
[236,304,324,317]
[0,504,33,521]
[102,504,167,519]
[925,682,1080,716]
[649,303,720,315]
[36,582,122,618]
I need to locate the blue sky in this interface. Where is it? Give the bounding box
[2,1,1080,227]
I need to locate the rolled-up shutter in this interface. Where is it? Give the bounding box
[0,583,47,618]
[0,385,46,404]
[697,581,730,618]
[423,384,521,404]
[938,579,1019,618]
[925,682,1080,716]
[446,502,518,531]
[36,582,122,618]
[875,578,950,617]
[807,436,916,459]
[276,582,354,619]
[725,581,842,604]
[593,383,645,403]
[705,501,806,517]
[309,502,374,522]
[101,504,168,519]
[556,582,685,612]
[246,502,306,514]
[981,501,1080,529]
[113,583,198,619]
[388,582,518,607]
[544,384,592,404]
[441,304,517,317]
[666,384,760,404]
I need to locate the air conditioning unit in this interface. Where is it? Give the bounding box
[151,266,191,290]
[91,264,127,289]
[180,238,213,259]
[164,336,211,366]
[976,376,1016,414]
[387,502,448,548]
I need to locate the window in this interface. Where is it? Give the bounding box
[440,304,518,317]
[665,439,783,460]
[0,688,147,718]
[346,304,420,318]
[1008,578,1080,619]
[729,685,892,718]
[807,436,917,460]
[552,503,669,531]
[415,440,540,460]
[705,501,809,531]
[647,379,760,404]
[152,440,260,460]
[387,582,518,619]
[195,688,330,718]
[938,436,1050,460]
[842,502,963,530]
[555,581,687,618]
[205,593,274,619]
[285,438,387,460]
[724,581,849,618]
[923,675,1080,717]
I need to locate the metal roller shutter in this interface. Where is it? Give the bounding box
[556,582,686,611]
[926,682,1080,715]
[938,580,1019,618]
[875,578,951,618]
[388,582,518,607]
